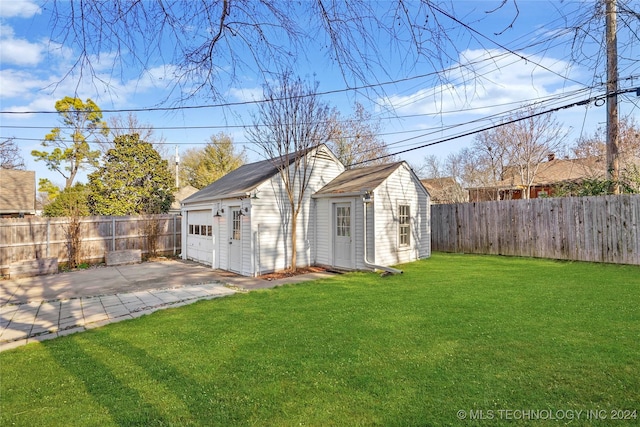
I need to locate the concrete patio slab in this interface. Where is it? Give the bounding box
[0,259,338,352]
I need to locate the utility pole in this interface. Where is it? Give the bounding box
[175,145,180,188]
[606,0,620,194]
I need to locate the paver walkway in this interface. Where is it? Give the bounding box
[1,260,336,352]
[0,284,235,351]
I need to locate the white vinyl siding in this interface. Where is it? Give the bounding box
[353,200,365,269]
[251,147,344,275]
[373,165,430,266]
[314,198,330,265]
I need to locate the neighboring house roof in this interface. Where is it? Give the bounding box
[0,169,36,215]
[182,144,335,204]
[170,185,199,211]
[421,177,464,203]
[469,157,607,191]
[517,157,604,186]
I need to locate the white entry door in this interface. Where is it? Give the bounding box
[228,206,242,273]
[333,203,352,269]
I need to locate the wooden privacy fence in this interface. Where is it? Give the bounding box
[431,195,640,265]
[0,215,182,272]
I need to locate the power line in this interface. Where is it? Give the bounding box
[428,2,587,87]
[5,49,631,117]
[350,86,640,166]
[0,69,448,115]
[3,85,637,149]
[0,86,595,131]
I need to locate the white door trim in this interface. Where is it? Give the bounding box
[332,201,354,269]
[228,206,242,273]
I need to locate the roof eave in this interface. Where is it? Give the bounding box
[182,191,252,206]
[312,190,369,199]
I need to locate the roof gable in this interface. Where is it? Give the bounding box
[182,144,340,204]
[314,162,405,195]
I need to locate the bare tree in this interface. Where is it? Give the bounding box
[469,107,568,199]
[247,72,334,271]
[99,113,168,157]
[465,131,511,201]
[572,115,640,164]
[0,137,25,169]
[420,154,443,179]
[45,1,518,102]
[419,153,468,203]
[328,102,396,167]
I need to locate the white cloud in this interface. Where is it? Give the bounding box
[0,0,41,18]
[0,69,48,98]
[228,86,263,102]
[0,24,43,65]
[380,49,582,117]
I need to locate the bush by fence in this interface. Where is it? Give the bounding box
[0,215,182,274]
[431,195,640,265]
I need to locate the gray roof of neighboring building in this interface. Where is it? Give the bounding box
[170,185,199,211]
[314,162,405,195]
[0,169,36,214]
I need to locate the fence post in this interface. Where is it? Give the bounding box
[173,215,177,256]
[112,216,116,251]
[46,218,50,258]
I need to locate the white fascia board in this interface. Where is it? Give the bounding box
[312,191,367,199]
[182,201,218,210]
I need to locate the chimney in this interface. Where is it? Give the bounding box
[547,153,555,162]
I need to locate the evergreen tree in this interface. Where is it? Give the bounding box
[42,183,90,217]
[88,134,175,215]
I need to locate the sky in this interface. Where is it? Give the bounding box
[1,0,639,189]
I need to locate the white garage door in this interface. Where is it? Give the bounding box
[186,210,214,265]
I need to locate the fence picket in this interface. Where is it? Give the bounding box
[1,215,182,272]
[431,195,640,265]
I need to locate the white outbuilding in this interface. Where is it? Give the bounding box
[181,144,430,276]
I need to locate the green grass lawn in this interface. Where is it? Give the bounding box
[1,253,639,426]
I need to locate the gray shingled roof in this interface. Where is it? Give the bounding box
[314,162,404,195]
[182,157,280,204]
[182,146,321,205]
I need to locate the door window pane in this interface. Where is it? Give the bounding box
[232,210,241,240]
[336,206,351,237]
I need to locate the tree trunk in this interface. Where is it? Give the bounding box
[290,209,298,271]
